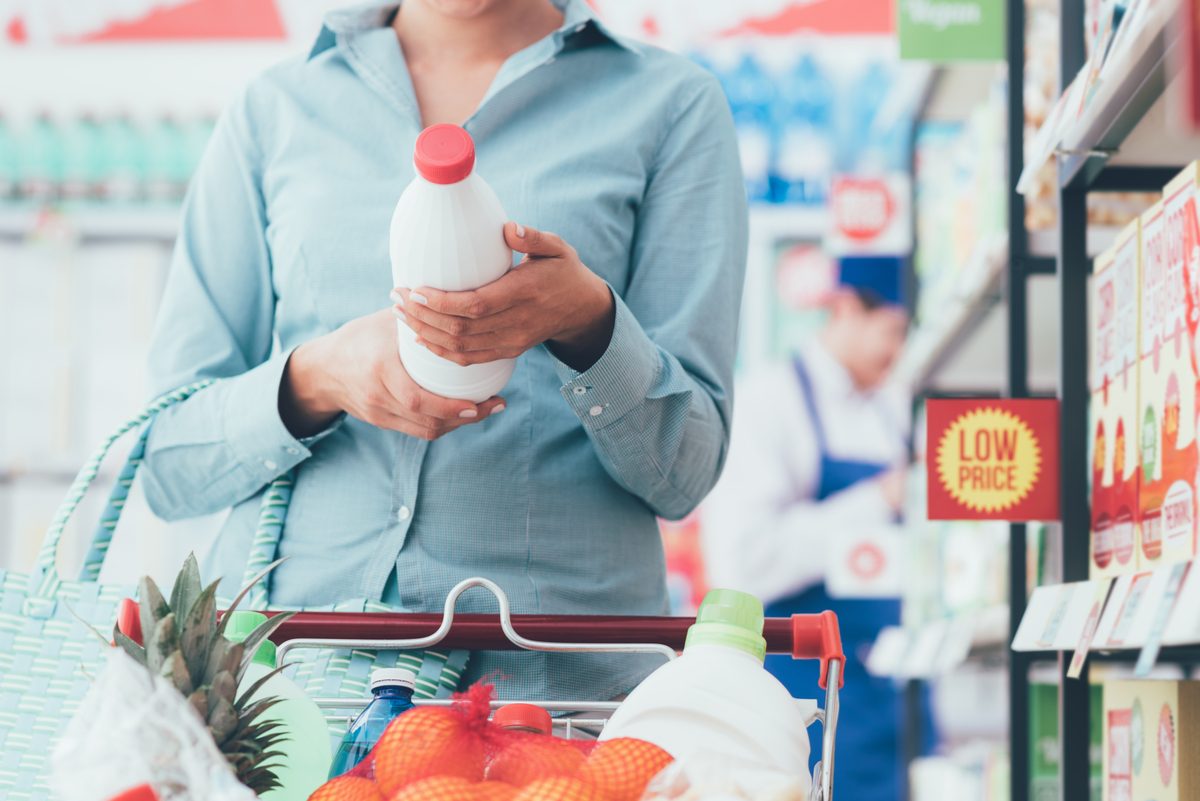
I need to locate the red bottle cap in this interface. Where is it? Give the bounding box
[116,598,143,646]
[108,784,159,801]
[492,703,553,735]
[414,124,475,185]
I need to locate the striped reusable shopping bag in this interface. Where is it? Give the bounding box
[0,382,468,798]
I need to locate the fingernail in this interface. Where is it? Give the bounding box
[515,224,526,238]
[491,404,506,415]
[393,308,406,322]
[411,292,429,305]
[459,409,478,419]
[389,290,403,304]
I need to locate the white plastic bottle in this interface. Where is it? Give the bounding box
[600,589,814,783]
[389,123,515,402]
[224,611,331,801]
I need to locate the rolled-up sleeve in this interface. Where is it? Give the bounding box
[141,90,338,521]
[550,74,748,520]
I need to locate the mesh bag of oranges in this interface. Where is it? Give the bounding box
[310,683,674,801]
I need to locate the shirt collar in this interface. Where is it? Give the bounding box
[309,0,641,61]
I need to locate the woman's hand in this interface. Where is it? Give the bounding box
[280,308,505,440]
[393,223,616,372]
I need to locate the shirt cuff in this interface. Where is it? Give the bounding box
[551,289,661,429]
[222,348,342,482]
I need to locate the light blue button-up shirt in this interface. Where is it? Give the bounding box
[142,0,747,701]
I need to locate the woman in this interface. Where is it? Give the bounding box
[141,0,747,702]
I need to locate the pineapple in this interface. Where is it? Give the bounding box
[114,553,296,795]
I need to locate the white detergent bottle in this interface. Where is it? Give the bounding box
[224,611,331,801]
[600,589,814,783]
[389,123,515,402]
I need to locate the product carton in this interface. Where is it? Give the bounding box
[1031,681,1102,800]
[1091,219,1141,577]
[1103,680,1200,801]
[1139,196,1197,568]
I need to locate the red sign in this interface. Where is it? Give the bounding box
[1184,0,1200,130]
[827,173,912,255]
[926,398,1060,521]
[5,0,285,45]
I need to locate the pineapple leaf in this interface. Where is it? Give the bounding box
[208,695,238,744]
[208,669,237,711]
[234,695,286,731]
[146,613,177,673]
[169,553,203,631]
[138,576,170,654]
[159,649,194,696]
[235,665,289,709]
[186,688,209,722]
[201,632,231,686]
[234,612,295,685]
[216,557,288,638]
[179,579,220,686]
[113,629,147,666]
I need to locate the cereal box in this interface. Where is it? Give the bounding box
[1091,218,1141,577]
[1139,197,1197,568]
[1103,680,1200,801]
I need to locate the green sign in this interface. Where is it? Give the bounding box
[897,0,1005,61]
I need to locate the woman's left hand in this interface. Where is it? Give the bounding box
[393,223,615,372]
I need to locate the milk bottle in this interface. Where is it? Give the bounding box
[390,124,515,402]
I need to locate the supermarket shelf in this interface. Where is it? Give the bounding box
[1026,224,1121,259]
[1057,10,1191,189]
[867,605,1010,679]
[894,235,1007,391]
[0,205,179,243]
[747,203,829,241]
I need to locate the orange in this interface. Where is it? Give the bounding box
[577,739,674,801]
[511,777,604,801]
[486,738,586,786]
[308,776,385,801]
[387,776,476,801]
[374,708,486,795]
[476,781,520,801]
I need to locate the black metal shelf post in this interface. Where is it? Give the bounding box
[1005,0,1031,799]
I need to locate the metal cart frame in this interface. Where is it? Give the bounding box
[270,578,845,801]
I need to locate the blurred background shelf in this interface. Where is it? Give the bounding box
[0,205,180,243]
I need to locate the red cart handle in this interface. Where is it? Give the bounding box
[790,611,845,690]
[251,609,845,688]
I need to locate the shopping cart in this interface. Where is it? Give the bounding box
[269,577,846,801]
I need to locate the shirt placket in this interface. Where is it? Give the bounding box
[363,435,428,602]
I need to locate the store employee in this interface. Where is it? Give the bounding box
[703,257,915,801]
[139,0,747,703]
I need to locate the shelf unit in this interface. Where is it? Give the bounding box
[0,205,180,243]
[1007,0,1200,798]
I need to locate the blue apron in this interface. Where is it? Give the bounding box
[764,356,921,801]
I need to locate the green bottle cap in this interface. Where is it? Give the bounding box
[684,588,767,662]
[224,611,277,668]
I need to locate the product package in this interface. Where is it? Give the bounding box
[1091,218,1142,577]
[1030,681,1103,800]
[1103,680,1200,801]
[1139,196,1197,569]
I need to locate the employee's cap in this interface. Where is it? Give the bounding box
[837,255,906,308]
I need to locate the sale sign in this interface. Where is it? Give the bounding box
[926,398,1060,521]
[826,173,913,255]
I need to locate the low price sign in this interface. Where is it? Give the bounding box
[926,399,1060,521]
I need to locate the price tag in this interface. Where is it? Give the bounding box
[1164,558,1200,644]
[1067,578,1114,678]
[1094,572,1135,646]
[1107,571,1153,647]
[1135,562,1192,675]
[866,626,911,678]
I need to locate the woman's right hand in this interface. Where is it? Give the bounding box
[279,308,505,440]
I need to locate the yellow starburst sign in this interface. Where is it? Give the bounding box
[927,400,1060,521]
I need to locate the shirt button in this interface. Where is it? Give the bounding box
[589,405,604,417]
[573,386,588,396]
[397,505,411,522]
[285,447,299,456]
[263,459,278,471]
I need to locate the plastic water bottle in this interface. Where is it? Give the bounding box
[600,589,814,787]
[725,55,776,204]
[224,612,331,801]
[772,54,833,206]
[389,123,515,402]
[328,668,418,778]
